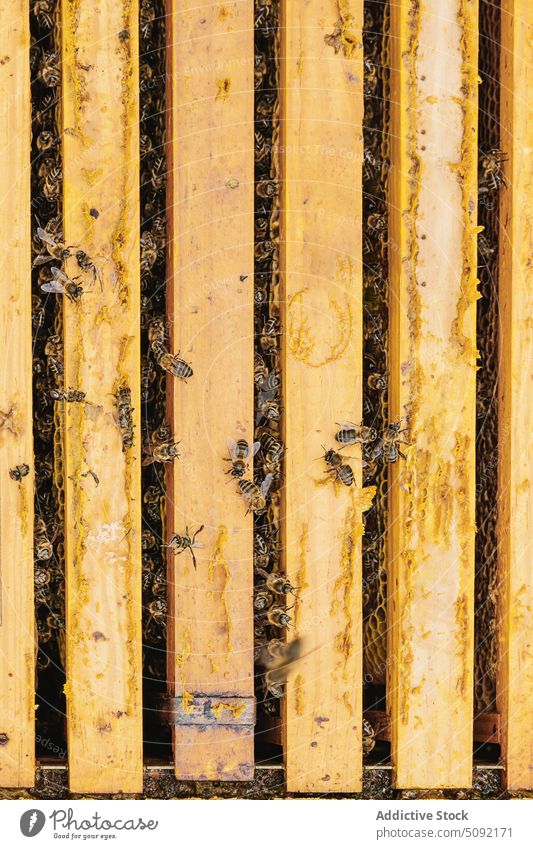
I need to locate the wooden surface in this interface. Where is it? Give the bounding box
[166,0,255,780]
[366,711,501,745]
[0,0,35,789]
[497,0,533,791]
[280,0,365,793]
[61,0,143,793]
[388,0,478,789]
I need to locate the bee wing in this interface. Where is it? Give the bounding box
[260,472,274,497]
[226,437,238,460]
[250,441,261,458]
[50,266,69,282]
[40,281,65,294]
[37,226,55,246]
[336,420,359,429]
[33,254,53,267]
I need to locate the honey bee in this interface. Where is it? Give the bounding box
[144,484,163,522]
[260,638,303,698]
[238,473,273,514]
[140,231,158,274]
[322,446,356,487]
[49,387,86,403]
[45,334,63,386]
[256,394,281,424]
[256,567,296,596]
[367,372,387,391]
[261,433,284,464]
[335,420,377,446]
[36,129,58,153]
[479,148,508,192]
[34,517,53,561]
[371,421,410,463]
[140,133,153,158]
[254,590,274,611]
[9,464,30,482]
[260,317,280,354]
[32,295,45,329]
[254,352,269,386]
[33,0,54,30]
[143,424,180,465]
[150,156,166,191]
[40,266,83,301]
[141,356,157,402]
[364,58,378,95]
[39,51,60,87]
[265,606,292,628]
[163,525,204,570]
[225,438,260,478]
[75,250,100,283]
[254,533,270,570]
[39,160,62,201]
[146,598,166,626]
[115,386,134,450]
[157,352,193,381]
[34,226,74,265]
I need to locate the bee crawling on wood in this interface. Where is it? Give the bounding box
[49,387,86,403]
[158,352,193,381]
[163,525,204,570]
[257,638,303,699]
[238,473,273,515]
[33,226,75,266]
[335,420,377,446]
[142,422,180,466]
[370,421,410,464]
[40,266,83,302]
[9,464,30,482]
[321,446,356,487]
[225,437,260,478]
[255,567,297,597]
[115,385,134,450]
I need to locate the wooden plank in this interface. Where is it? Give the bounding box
[497,0,533,792]
[366,711,501,745]
[61,0,142,793]
[387,0,478,789]
[280,0,365,793]
[0,0,34,789]
[166,0,255,781]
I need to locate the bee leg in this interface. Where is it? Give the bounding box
[190,547,197,570]
[398,450,407,460]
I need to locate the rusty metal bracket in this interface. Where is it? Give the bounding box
[164,695,256,728]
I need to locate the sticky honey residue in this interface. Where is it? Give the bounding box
[324,0,361,59]
[215,78,231,101]
[294,674,305,716]
[455,593,470,697]
[294,523,309,634]
[208,525,233,654]
[211,701,245,720]
[288,286,352,367]
[450,0,480,363]
[330,497,363,675]
[342,690,353,716]
[176,629,193,713]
